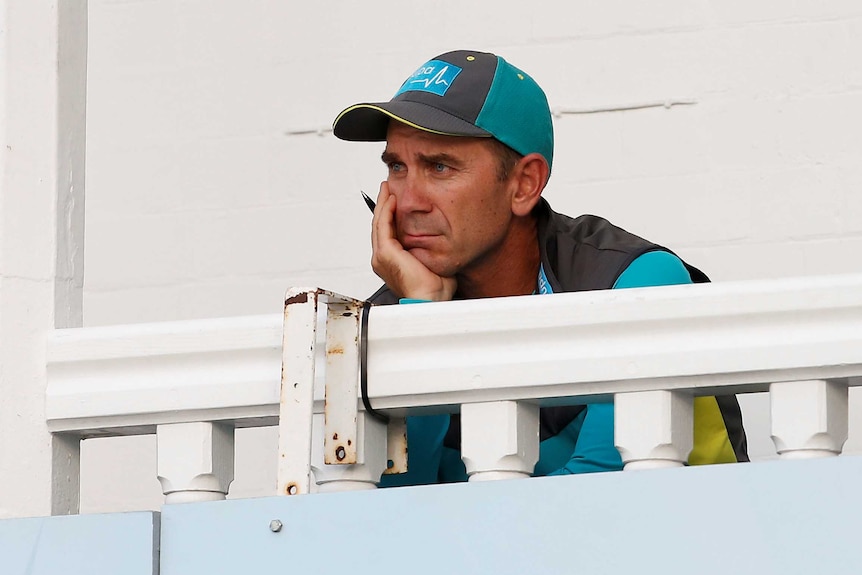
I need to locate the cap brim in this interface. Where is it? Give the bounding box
[332,101,492,142]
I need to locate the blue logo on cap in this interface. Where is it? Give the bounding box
[394,60,462,97]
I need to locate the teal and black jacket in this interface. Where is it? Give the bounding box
[370,199,749,486]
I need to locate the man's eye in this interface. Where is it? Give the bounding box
[389,162,404,172]
[434,163,447,173]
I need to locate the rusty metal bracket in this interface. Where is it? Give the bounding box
[277,288,373,496]
[277,287,320,496]
[384,417,408,475]
[323,299,362,465]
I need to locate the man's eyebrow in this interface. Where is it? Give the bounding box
[380,150,466,168]
[417,152,464,168]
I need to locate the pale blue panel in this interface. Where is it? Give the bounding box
[0,511,158,575]
[161,456,862,575]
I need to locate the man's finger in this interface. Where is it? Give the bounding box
[370,181,388,255]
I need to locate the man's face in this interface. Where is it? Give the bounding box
[382,122,517,278]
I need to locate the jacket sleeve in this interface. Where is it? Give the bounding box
[546,251,693,475]
[612,250,693,289]
[545,403,623,475]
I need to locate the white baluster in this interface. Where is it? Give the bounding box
[311,412,388,492]
[615,390,693,470]
[157,422,235,503]
[770,379,848,459]
[461,401,539,481]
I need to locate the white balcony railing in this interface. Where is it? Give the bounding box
[45,274,862,506]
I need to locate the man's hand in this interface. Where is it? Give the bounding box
[370,182,457,301]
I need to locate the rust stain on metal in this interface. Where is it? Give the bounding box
[347,439,352,446]
[328,345,344,355]
[285,292,309,306]
[332,433,338,440]
[285,483,299,496]
[383,428,409,475]
[335,446,346,461]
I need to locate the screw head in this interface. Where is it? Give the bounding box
[269,519,283,533]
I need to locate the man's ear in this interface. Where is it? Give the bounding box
[511,153,549,217]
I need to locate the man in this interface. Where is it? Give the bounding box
[332,49,748,485]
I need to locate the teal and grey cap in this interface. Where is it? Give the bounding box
[332,50,554,171]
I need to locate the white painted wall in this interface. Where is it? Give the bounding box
[79,1,862,512]
[1,0,87,518]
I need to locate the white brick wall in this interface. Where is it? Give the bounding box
[78,1,862,511]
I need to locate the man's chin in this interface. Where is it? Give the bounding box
[408,248,458,278]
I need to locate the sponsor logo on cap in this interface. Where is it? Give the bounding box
[394,60,462,97]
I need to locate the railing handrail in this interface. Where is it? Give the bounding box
[46,314,283,435]
[46,273,862,438]
[366,271,862,410]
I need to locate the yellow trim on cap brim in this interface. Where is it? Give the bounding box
[333,104,492,139]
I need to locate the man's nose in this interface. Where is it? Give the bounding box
[393,174,432,213]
